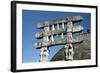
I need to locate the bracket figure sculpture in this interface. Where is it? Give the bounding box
[34,16,84,62]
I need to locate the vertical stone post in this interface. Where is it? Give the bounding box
[61,23,64,39]
[40,23,49,62]
[65,22,74,60]
[51,25,55,41]
[57,23,59,38]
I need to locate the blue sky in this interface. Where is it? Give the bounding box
[22,10,91,63]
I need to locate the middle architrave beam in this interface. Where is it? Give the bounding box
[35,25,83,39]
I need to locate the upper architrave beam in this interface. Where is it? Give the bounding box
[37,16,83,29]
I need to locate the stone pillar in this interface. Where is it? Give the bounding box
[40,25,49,62]
[57,24,59,38]
[68,44,74,60]
[51,25,55,41]
[62,23,64,29]
[65,22,74,60]
[61,33,64,39]
[40,47,48,62]
[52,25,55,30]
[51,35,54,41]
[57,23,59,29]
[65,44,74,60]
